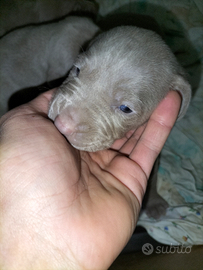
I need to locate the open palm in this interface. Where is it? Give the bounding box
[0,90,181,270]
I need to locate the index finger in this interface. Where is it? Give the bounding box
[129,91,181,178]
[28,88,56,115]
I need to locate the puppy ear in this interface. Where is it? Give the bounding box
[170,75,191,120]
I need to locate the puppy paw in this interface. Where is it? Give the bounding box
[145,195,169,220]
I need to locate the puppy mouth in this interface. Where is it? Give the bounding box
[54,121,114,152]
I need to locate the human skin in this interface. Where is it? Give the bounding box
[0,90,181,270]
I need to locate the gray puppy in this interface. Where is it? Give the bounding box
[48,26,191,152]
[0,16,99,117]
[0,0,98,37]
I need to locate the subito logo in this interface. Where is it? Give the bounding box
[142,243,154,255]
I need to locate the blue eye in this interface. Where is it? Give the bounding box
[75,67,80,76]
[119,105,133,113]
[71,65,80,77]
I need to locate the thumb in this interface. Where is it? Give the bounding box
[28,88,56,116]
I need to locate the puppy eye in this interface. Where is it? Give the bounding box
[72,65,80,77]
[75,67,80,76]
[119,105,133,113]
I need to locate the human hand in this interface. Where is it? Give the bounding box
[0,90,181,270]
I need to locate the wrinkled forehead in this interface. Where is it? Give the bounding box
[74,52,145,99]
[78,45,136,72]
[76,71,142,106]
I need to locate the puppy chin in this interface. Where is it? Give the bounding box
[68,137,113,152]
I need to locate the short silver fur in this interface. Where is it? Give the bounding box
[0,16,99,116]
[0,0,97,37]
[48,26,191,152]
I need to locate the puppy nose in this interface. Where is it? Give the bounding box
[54,115,76,136]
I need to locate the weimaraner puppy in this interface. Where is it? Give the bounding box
[0,16,99,117]
[48,26,191,219]
[49,26,191,151]
[0,0,97,37]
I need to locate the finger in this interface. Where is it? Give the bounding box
[89,149,119,170]
[129,91,181,178]
[110,129,135,150]
[0,89,56,125]
[28,88,56,115]
[119,123,147,155]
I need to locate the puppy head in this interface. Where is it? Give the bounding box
[48,26,191,152]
